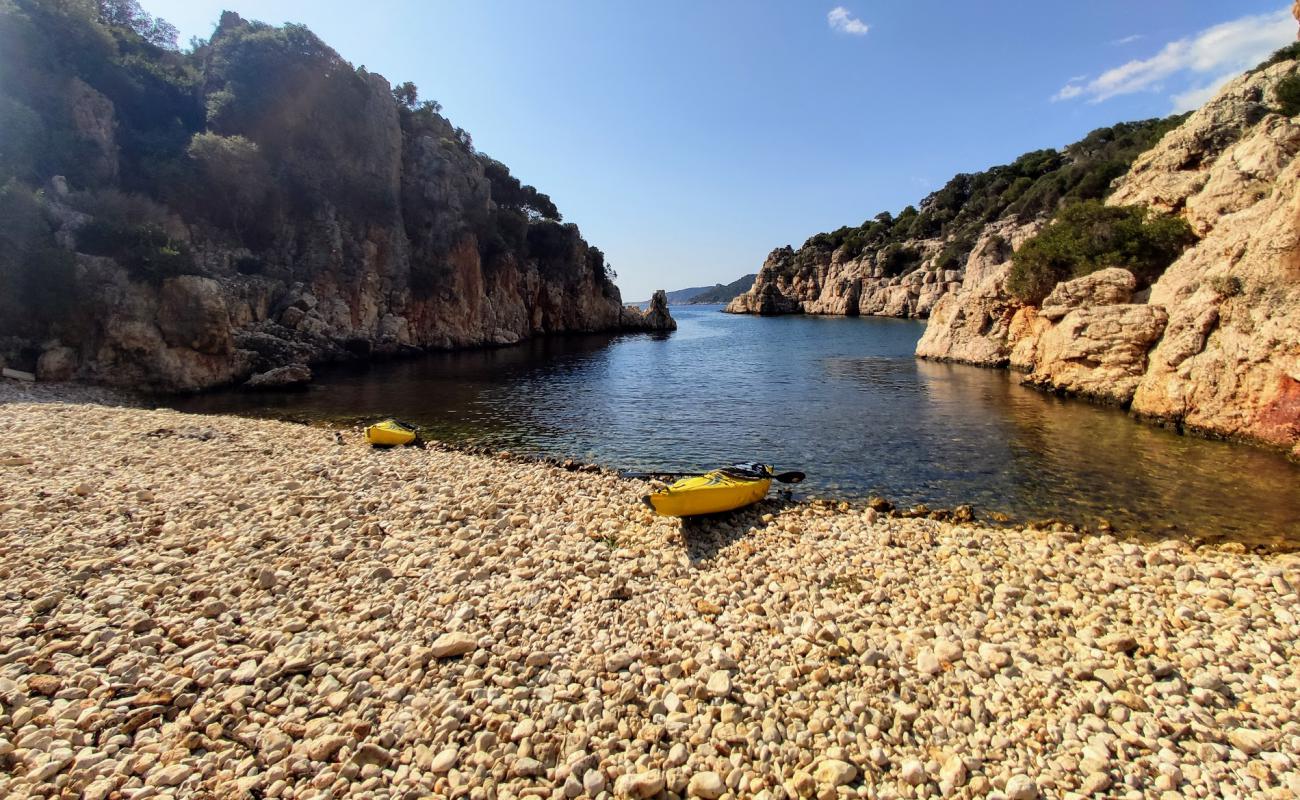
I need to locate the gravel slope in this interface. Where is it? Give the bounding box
[1,396,1298,799]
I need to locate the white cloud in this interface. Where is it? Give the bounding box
[1052,84,1084,102]
[1171,71,1240,112]
[828,6,869,36]
[1111,34,1145,46]
[1053,8,1294,106]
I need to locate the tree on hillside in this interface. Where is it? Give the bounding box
[186,132,272,239]
[97,0,179,49]
[393,81,418,109]
[481,157,562,222]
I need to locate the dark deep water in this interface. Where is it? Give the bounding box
[171,305,1300,548]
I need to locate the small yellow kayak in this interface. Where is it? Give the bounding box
[643,464,778,517]
[365,419,418,447]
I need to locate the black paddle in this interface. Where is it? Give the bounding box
[620,469,806,484]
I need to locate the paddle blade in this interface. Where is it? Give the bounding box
[774,471,805,484]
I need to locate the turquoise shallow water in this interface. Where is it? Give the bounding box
[172,305,1300,547]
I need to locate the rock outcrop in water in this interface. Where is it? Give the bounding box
[725,119,1183,319]
[0,4,671,392]
[919,55,1300,456]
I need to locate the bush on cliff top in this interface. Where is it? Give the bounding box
[1274,74,1300,117]
[1250,42,1300,75]
[1007,200,1196,303]
[795,117,1188,272]
[77,219,194,284]
[0,183,77,336]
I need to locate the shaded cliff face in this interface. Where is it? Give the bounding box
[918,57,1300,457]
[726,119,1184,319]
[0,4,670,392]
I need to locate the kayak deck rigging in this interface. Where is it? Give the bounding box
[642,463,781,517]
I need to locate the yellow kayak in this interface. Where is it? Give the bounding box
[365,419,418,447]
[643,464,775,517]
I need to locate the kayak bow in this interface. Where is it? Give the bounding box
[640,463,801,517]
[365,419,418,447]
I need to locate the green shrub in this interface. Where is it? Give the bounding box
[0,182,77,334]
[1251,42,1300,74]
[481,157,562,222]
[935,236,975,271]
[67,187,172,228]
[782,116,1185,281]
[77,219,193,283]
[1208,275,1243,297]
[1008,200,1196,303]
[526,219,573,268]
[1275,74,1300,117]
[880,244,921,277]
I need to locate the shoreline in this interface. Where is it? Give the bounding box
[1,394,1298,797]
[4,380,1295,555]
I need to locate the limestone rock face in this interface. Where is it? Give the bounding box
[725,240,963,319]
[1,15,671,392]
[914,263,1020,367]
[157,276,233,355]
[1026,305,1168,403]
[65,78,117,183]
[913,222,1042,365]
[918,56,1300,454]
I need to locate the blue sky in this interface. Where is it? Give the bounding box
[145,1,1294,302]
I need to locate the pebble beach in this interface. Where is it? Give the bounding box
[1,387,1298,799]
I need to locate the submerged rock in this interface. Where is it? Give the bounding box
[244,363,312,390]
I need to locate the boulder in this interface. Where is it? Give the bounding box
[36,346,78,382]
[1039,268,1137,321]
[244,364,312,390]
[158,276,232,355]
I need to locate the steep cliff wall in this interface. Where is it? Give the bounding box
[0,4,670,392]
[918,56,1300,457]
[726,119,1182,318]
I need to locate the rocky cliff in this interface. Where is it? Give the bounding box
[918,55,1300,457]
[0,3,671,392]
[726,119,1182,318]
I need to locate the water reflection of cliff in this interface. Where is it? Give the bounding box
[171,307,1300,547]
[916,360,1300,545]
